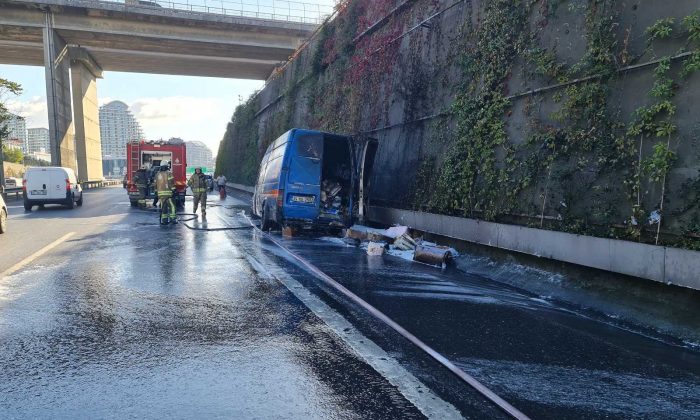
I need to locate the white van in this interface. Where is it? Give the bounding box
[23,167,83,210]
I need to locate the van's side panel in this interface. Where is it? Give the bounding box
[283,130,323,222]
[255,131,290,218]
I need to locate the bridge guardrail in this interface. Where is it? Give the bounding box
[99,0,334,24]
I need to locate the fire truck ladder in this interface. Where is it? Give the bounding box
[130,141,141,179]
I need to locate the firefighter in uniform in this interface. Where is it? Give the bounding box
[155,165,177,224]
[187,167,208,218]
[133,167,148,207]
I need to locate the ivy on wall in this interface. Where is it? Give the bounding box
[215,95,260,184]
[217,0,700,249]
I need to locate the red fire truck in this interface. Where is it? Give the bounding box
[125,139,187,208]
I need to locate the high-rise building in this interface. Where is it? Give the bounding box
[99,100,144,177]
[27,127,50,154]
[185,140,214,170]
[2,113,27,152]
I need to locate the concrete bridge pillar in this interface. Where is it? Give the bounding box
[43,12,76,173]
[71,49,104,182]
[43,12,104,181]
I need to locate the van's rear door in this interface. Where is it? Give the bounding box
[354,137,378,223]
[25,168,59,200]
[48,169,68,200]
[285,132,323,220]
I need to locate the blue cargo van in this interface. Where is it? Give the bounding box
[252,129,377,231]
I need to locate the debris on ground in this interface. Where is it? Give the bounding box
[343,225,458,268]
[393,233,417,251]
[367,242,386,256]
[413,242,454,266]
[384,225,409,239]
[282,226,298,238]
[346,225,391,242]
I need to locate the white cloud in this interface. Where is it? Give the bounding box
[7,96,48,129]
[128,96,232,153]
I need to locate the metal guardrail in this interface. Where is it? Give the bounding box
[98,0,334,24]
[81,179,122,189]
[1,187,23,201]
[1,180,121,201]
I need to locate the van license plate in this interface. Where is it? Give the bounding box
[31,190,47,195]
[292,195,314,204]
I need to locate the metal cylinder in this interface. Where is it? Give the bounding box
[413,243,453,266]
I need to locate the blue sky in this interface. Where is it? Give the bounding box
[0,64,264,154]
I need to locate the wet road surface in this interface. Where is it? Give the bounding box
[0,188,486,419]
[0,188,128,272]
[263,232,700,419]
[1,186,699,419]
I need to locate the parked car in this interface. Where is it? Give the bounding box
[0,193,7,234]
[4,177,19,188]
[253,128,377,231]
[23,167,83,210]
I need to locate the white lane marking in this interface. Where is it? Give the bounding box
[1,232,76,278]
[216,214,463,419]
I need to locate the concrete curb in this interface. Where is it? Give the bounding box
[368,206,700,291]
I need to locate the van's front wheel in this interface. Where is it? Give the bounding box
[261,206,272,231]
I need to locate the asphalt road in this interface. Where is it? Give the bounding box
[0,188,129,274]
[270,235,700,419]
[0,187,492,419]
[1,186,699,419]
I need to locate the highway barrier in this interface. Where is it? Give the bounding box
[1,187,22,201]
[2,180,122,201]
[81,179,121,189]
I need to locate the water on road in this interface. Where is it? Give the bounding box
[1,187,699,419]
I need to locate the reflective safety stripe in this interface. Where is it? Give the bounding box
[193,188,207,193]
[157,191,173,197]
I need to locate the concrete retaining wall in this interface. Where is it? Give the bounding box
[218,0,700,249]
[368,206,700,291]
